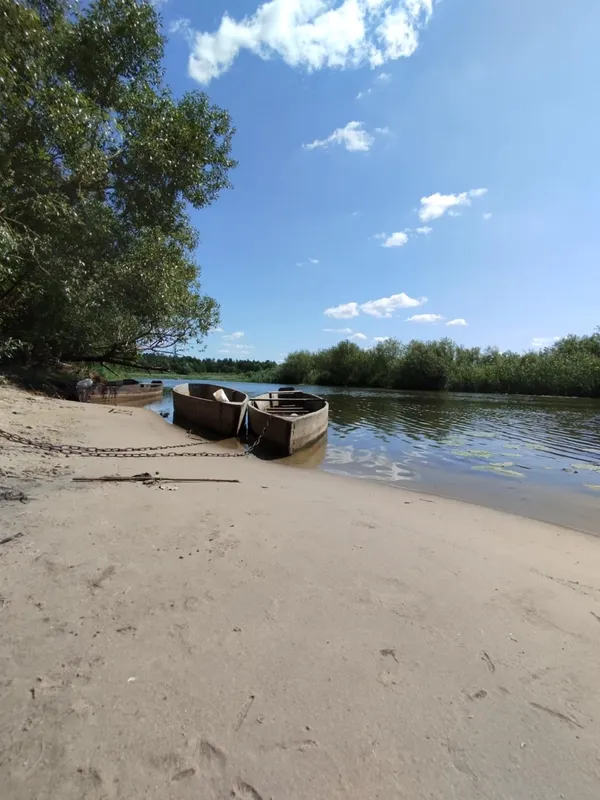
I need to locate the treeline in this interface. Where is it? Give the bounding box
[277,331,600,397]
[138,353,277,378]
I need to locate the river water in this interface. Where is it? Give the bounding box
[145,379,600,534]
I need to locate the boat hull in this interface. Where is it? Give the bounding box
[248,391,329,456]
[172,383,249,437]
[88,380,164,405]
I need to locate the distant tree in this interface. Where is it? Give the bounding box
[0,0,235,365]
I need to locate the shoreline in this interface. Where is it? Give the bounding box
[2,385,600,799]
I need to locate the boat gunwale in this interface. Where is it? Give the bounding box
[172,382,249,407]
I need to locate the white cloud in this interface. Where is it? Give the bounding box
[407,313,444,323]
[181,0,435,85]
[446,318,468,327]
[373,336,390,343]
[382,231,409,248]
[309,257,319,264]
[325,292,425,320]
[304,121,378,152]
[531,336,560,349]
[350,332,368,340]
[419,188,488,222]
[231,343,254,351]
[483,212,493,221]
[361,292,425,317]
[324,301,360,319]
[209,326,224,333]
[447,210,462,218]
[223,331,245,340]
[323,327,354,334]
[415,226,432,235]
[357,70,392,99]
[218,349,231,354]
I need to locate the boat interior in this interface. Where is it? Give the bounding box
[252,391,325,416]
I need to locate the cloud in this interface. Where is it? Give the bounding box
[180,0,435,85]
[415,226,432,235]
[373,336,390,343]
[324,301,360,319]
[357,70,392,99]
[419,188,488,222]
[406,313,444,323]
[309,257,319,264]
[446,318,468,327]
[325,292,425,320]
[361,292,426,317]
[483,212,493,221]
[531,336,560,349]
[382,231,409,248]
[209,326,224,333]
[350,332,368,341]
[223,331,244,340]
[304,121,379,152]
[323,327,354,334]
[218,349,231,354]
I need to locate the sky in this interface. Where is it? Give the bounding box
[156,0,600,362]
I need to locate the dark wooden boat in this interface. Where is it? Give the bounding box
[247,389,329,456]
[87,379,164,405]
[172,383,249,437]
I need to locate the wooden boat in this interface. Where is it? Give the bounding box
[172,383,249,437]
[87,378,164,405]
[247,389,329,456]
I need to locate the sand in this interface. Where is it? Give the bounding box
[1,384,599,799]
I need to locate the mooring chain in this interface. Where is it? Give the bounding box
[0,414,271,459]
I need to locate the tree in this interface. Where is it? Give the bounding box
[0,0,235,365]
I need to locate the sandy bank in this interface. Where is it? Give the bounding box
[1,385,600,799]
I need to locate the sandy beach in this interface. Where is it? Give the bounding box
[1,384,599,799]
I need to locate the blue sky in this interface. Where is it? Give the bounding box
[157,0,599,362]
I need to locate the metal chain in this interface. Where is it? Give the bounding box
[0,413,271,459]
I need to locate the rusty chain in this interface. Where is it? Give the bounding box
[0,413,270,459]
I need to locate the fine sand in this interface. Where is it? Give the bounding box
[1,385,599,799]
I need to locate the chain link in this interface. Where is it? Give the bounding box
[0,413,271,459]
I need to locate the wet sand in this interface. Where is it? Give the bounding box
[1,385,600,799]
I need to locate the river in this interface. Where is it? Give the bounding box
[144,379,600,534]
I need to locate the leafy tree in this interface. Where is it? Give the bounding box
[0,0,235,365]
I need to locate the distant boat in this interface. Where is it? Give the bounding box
[247,389,329,456]
[86,378,164,405]
[172,383,249,437]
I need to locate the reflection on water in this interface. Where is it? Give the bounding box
[145,379,600,533]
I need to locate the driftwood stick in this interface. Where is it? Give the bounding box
[73,476,240,484]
